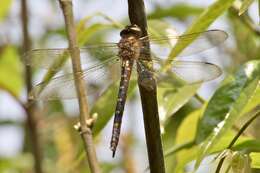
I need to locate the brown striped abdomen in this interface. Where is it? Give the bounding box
[110,59,134,157]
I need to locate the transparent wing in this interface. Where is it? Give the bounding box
[29,57,121,100]
[170,61,222,83]
[24,43,118,71]
[137,60,222,86]
[140,30,228,58]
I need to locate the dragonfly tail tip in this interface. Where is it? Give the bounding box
[112,150,116,158]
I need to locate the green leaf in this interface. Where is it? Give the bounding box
[0,46,23,97]
[0,0,12,21]
[158,83,201,121]
[195,60,260,169]
[171,104,259,172]
[76,13,122,45]
[101,162,118,172]
[148,3,203,20]
[163,105,203,173]
[239,0,255,15]
[148,19,177,38]
[251,152,260,168]
[233,139,260,153]
[171,132,254,173]
[0,153,33,172]
[92,80,137,136]
[230,151,251,173]
[176,107,205,145]
[166,107,228,172]
[167,0,235,62]
[164,107,258,172]
[228,7,260,61]
[77,23,115,46]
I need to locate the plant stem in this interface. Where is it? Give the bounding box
[21,1,43,173]
[127,0,166,172]
[58,1,101,173]
[195,94,206,104]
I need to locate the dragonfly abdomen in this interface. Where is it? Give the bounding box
[110,59,134,157]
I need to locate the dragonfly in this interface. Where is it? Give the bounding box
[25,24,228,157]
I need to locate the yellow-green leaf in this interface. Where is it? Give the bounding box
[157,83,201,120]
[195,60,260,170]
[229,151,251,173]
[0,0,12,21]
[239,0,255,15]
[148,3,203,20]
[0,46,23,97]
[251,152,260,168]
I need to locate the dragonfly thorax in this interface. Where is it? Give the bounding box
[118,35,141,60]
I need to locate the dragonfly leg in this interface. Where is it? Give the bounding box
[137,61,157,91]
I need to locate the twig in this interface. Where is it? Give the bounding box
[58,1,101,173]
[194,94,206,104]
[215,105,260,173]
[21,1,43,173]
[127,0,166,172]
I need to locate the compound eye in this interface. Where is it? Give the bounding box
[130,26,142,37]
[120,25,142,37]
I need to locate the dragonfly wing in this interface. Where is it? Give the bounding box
[30,57,121,100]
[170,61,222,83]
[155,60,222,84]
[24,43,118,71]
[140,30,228,58]
[137,59,222,85]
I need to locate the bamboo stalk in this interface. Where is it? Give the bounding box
[127,0,166,172]
[21,1,43,173]
[58,1,101,173]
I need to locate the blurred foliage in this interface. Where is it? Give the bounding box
[148,3,203,20]
[0,0,12,21]
[195,61,260,166]
[239,0,255,15]
[0,0,259,173]
[0,46,23,98]
[228,7,260,64]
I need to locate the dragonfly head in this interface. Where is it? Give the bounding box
[120,24,142,38]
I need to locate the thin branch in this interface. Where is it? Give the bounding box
[127,0,166,172]
[194,94,206,104]
[21,1,43,173]
[58,1,101,173]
